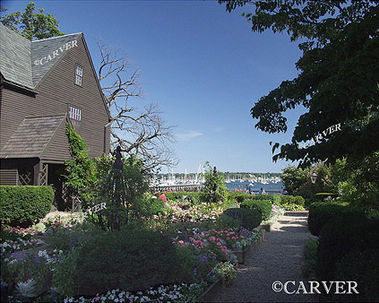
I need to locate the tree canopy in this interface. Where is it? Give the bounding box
[219,0,379,166]
[1,2,65,40]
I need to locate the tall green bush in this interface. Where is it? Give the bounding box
[335,249,379,302]
[241,199,272,221]
[317,214,379,281]
[93,153,150,231]
[202,165,228,203]
[307,202,356,236]
[0,186,53,227]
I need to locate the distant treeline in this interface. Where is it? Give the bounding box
[159,172,282,179]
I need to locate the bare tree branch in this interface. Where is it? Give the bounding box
[97,42,177,170]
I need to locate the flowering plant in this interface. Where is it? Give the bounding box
[1,238,39,262]
[63,282,207,303]
[44,216,72,231]
[163,202,223,224]
[213,262,237,282]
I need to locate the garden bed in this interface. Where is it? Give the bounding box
[232,230,265,264]
[1,192,268,302]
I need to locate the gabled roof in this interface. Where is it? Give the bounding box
[0,115,66,159]
[0,24,82,89]
[0,24,33,89]
[31,33,82,86]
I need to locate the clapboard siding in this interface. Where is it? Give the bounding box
[42,116,71,162]
[1,35,110,159]
[0,169,18,185]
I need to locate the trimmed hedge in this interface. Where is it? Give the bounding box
[0,186,54,227]
[57,230,180,296]
[317,214,379,281]
[164,192,203,204]
[223,208,262,230]
[241,199,272,221]
[227,192,251,203]
[335,249,379,302]
[307,202,357,236]
[249,195,276,202]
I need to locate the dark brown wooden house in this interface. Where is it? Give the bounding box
[0,24,111,191]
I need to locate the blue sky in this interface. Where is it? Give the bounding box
[4,0,306,173]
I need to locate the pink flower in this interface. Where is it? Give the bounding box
[217,242,221,246]
[226,237,230,240]
[209,236,216,243]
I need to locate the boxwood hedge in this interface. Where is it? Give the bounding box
[223,207,262,230]
[241,199,272,221]
[0,185,54,227]
[307,202,359,236]
[318,214,379,281]
[60,230,180,296]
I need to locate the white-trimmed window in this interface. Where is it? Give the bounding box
[69,106,82,121]
[75,65,83,86]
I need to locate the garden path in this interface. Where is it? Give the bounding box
[208,211,318,302]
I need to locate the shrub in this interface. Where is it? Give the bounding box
[227,192,251,203]
[215,214,241,231]
[0,186,54,227]
[279,195,305,206]
[334,249,379,302]
[223,208,262,230]
[164,192,203,204]
[307,202,359,236]
[133,197,165,217]
[301,238,318,280]
[318,214,379,281]
[202,165,228,203]
[248,195,276,202]
[281,203,305,211]
[62,230,180,296]
[241,199,272,221]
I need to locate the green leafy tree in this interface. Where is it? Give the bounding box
[282,163,337,200]
[219,0,379,166]
[1,2,65,40]
[202,163,228,203]
[281,166,309,195]
[337,152,379,208]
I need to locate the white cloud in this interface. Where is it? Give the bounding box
[176,130,203,141]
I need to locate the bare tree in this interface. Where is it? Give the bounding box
[97,43,176,170]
